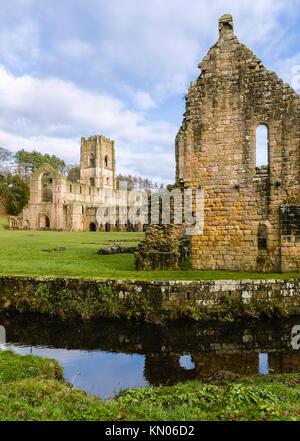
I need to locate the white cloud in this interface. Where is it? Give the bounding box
[0,66,176,181]
[0,0,299,183]
[0,0,40,69]
[57,39,94,59]
[132,91,156,110]
[273,52,300,90]
[90,0,299,99]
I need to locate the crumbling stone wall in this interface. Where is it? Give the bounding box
[135,225,181,270]
[137,14,299,273]
[175,14,300,273]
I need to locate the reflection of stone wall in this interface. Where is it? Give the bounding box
[3,312,300,388]
[269,351,300,373]
[280,205,300,272]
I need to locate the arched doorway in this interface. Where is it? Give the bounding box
[105,223,110,232]
[90,222,96,231]
[40,215,50,229]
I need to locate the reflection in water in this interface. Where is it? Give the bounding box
[0,314,299,399]
[259,353,269,375]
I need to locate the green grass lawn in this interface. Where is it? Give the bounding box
[0,350,300,421]
[0,216,299,280]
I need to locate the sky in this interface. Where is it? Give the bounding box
[0,0,300,184]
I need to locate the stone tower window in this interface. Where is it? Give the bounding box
[90,178,95,187]
[104,155,109,168]
[89,154,95,168]
[256,125,269,168]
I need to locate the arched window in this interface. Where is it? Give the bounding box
[106,177,110,185]
[90,178,95,187]
[89,154,95,168]
[41,173,53,203]
[104,155,108,167]
[256,125,269,168]
[258,224,267,251]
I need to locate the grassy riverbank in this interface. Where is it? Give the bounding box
[1,217,300,280]
[0,350,299,421]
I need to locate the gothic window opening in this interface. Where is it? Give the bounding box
[256,125,269,169]
[41,173,53,203]
[89,154,95,168]
[104,155,108,168]
[90,178,95,187]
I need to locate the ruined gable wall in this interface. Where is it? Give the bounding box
[176,15,300,272]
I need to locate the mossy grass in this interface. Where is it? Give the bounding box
[1,217,299,281]
[0,350,299,421]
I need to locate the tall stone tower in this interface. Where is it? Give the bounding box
[80,135,116,189]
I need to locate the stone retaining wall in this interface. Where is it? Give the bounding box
[0,276,299,321]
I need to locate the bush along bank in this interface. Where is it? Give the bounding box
[0,276,299,322]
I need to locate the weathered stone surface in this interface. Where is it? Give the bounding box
[0,276,299,321]
[137,14,300,273]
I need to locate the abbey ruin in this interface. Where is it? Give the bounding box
[136,14,300,273]
[9,135,144,232]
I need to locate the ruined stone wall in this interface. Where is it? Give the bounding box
[176,14,300,272]
[280,205,300,272]
[9,136,145,232]
[0,276,299,321]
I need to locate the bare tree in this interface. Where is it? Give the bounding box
[0,147,12,163]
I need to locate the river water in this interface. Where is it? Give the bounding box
[1,314,300,399]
